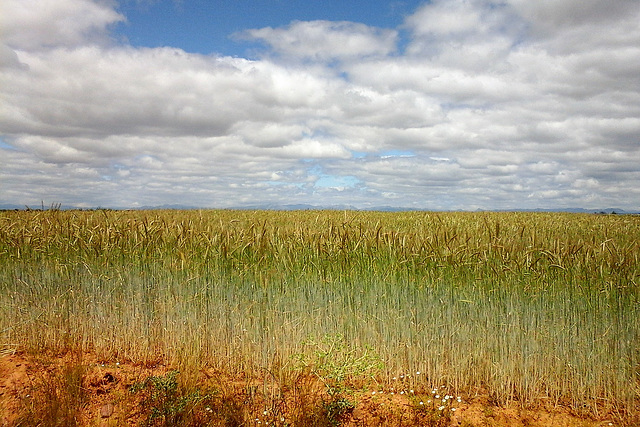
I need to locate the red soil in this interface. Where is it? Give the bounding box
[0,351,631,426]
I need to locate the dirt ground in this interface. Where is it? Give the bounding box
[0,351,632,426]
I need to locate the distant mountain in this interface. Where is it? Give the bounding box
[134,204,201,211]
[1,203,637,214]
[503,207,633,214]
[0,203,24,210]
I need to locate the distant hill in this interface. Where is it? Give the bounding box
[1,203,637,214]
[502,207,633,215]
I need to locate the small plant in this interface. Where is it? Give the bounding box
[410,386,462,427]
[294,334,383,385]
[293,334,383,425]
[130,370,215,427]
[323,388,355,426]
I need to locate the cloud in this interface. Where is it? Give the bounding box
[404,0,490,38]
[237,20,398,61]
[510,0,640,34]
[1,46,343,139]
[0,0,124,51]
[1,0,639,210]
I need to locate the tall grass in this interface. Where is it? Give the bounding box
[1,209,638,415]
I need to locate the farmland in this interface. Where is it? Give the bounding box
[1,209,638,425]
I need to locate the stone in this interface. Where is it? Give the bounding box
[100,403,115,418]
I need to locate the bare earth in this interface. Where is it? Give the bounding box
[0,351,631,426]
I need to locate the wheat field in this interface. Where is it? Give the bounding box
[1,209,638,418]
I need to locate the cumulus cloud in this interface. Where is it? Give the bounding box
[405,0,492,38]
[1,0,639,210]
[0,0,124,50]
[510,0,640,37]
[237,20,398,61]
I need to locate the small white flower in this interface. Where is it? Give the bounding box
[451,408,456,412]
[457,397,462,402]
[410,389,414,394]
[419,401,424,405]
[372,391,376,395]
[400,391,404,394]
[435,394,440,398]
[392,377,397,380]
[263,411,268,415]
[416,371,421,375]
[438,406,445,411]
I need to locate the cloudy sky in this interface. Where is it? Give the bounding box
[1,0,639,211]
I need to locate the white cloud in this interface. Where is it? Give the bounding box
[231,122,307,149]
[0,0,124,50]
[509,0,640,35]
[1,46,340,139]
[404,0,488,38]
[237,20,398,61]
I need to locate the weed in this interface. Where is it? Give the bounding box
[293,334,383,425]
[323,391,355,426]
[130,370,217,427]
[294,334,383,385]
[410,387,462,427]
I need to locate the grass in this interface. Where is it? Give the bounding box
[13,353,88,427]
[1,209,639,422]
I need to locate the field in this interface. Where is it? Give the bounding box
[1,209,638,426]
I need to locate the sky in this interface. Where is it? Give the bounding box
[1,0,639,211]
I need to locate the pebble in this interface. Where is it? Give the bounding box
[100,403,115,418]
